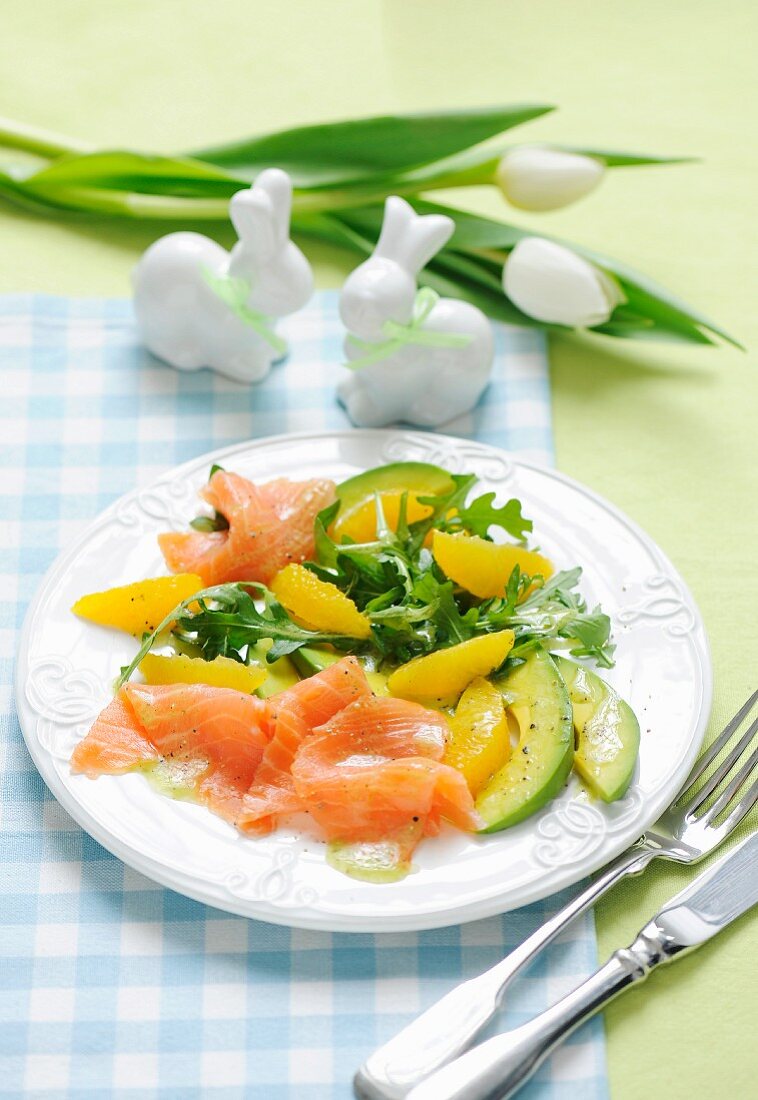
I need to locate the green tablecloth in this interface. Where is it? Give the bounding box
[3,1,756,1095]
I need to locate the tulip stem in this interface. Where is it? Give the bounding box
[471,247,511,264]
[0,117,94,159]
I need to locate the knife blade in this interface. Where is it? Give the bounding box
[633,827,758,956]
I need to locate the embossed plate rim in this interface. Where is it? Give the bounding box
[15,429,712,931]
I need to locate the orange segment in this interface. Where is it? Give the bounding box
[387,631,515,705]
[433,531,553,599]
[271,563,371,639]
[445,677,511,796]
[139,653,266,693]
[332,491,434,544]
[71,573,204,637]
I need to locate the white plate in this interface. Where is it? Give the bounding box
[16,430,711,932]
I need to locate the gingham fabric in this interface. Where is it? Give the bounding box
[0,293,607,1099]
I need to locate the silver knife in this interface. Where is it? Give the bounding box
[396,830,757,1100]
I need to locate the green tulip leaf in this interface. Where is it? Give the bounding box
[192,104,555,187]
[15,150,244,197]
[543,145,696,167]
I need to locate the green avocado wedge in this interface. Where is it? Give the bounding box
[290,645,340,678]
[555,656,640,803]
[335,461,455,515]
[252,640,300,698]
[292,645,390,696]
[476,648,573,832]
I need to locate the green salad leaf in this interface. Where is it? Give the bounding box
[116,465,615,686]
[443,490,532,542]
[189,513,228,533]
[116,582,364,688]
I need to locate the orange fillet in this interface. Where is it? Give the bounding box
[159,471,336,586]
[291,696,482,847]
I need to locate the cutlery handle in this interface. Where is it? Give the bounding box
[407,953,642,1100]
[409,916,684,1100]
[354,845,653,1100]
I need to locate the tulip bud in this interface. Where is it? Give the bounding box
[503,238,625,328]
[495,146,604,212]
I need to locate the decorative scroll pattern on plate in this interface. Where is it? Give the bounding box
[25,656,108,760]
[114,477,198,532]
[617,574,697,638]
[215,849,320,909]
[380,433,515,483]
[533,787,645,869]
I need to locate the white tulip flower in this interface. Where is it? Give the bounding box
[496,146,605,212]
[503,238,625,328]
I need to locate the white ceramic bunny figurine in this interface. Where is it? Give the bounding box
[133,169,313,383]
[338,196,494,427]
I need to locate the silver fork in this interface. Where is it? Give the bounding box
[355,689,758,1100]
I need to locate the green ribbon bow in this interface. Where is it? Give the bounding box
[201,267,289,358]
[345,287,472,370]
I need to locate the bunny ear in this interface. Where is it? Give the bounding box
[229,187,278,259]
[374,196,454,275]
[254,168,293,244]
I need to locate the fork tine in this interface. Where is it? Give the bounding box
[699,746,758,826]
[712,776,758,839]
[678,688,758,797]
[681,713,758,816]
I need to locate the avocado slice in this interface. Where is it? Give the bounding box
[335,461,455,517]
[555,657,640,802]
[290,645,340,677]
[476,648,573,832]
[291,645,389,696]
[251,640,300,698]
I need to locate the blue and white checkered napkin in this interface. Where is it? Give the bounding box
[0,293,607,1099]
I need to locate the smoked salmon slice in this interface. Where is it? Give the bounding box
[72,682,270,824]
[238,656,370,833]
[71,692,159,775]
[159,471,336,587]
[290,696,482,845]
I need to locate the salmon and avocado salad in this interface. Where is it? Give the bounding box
[69,460,640,882]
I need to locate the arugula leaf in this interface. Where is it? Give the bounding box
[363,566,480,664]
[477,565,535,623]
[116,582,365,687]
[189,512,229,533]
[564,610,615,667]
[313,500,342,569]
[444,492,532,542]
[408,474,478,553]
[411,475,532,545]
[187,464,229,531]
[394,491,411,544]
[179,584,365,662]
[488,568,615,667]
[409,571,479,646]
